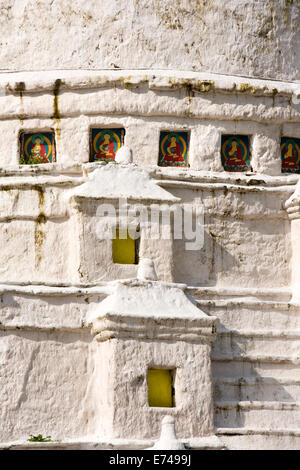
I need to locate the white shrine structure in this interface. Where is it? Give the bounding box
[0,0,300,450]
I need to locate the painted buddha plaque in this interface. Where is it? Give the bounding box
[90,128,124,162]
[281,137,300,174]
[221,135,250,172]
[20,132,56,164]
[158,131,189,167]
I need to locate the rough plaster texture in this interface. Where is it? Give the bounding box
[0,17,300,446]
[87,338,215,440]
[1,0,300,82]
[84,280,217,441]
[2,70,300,175]
[0,329,92,442]
[0,154,299,449]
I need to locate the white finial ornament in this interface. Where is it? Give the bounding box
[137,258,158,281]
[115,146,133,164]
[149,416,185,450]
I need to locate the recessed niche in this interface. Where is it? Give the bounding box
[90,128,125,162]
[221,134,250,172]
[281,137,300,174]
[20,132,56,164]
[112,228,139,265]
[158,131,189,167]
[148,369,175,408]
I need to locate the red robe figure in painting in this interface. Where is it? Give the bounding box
[282,144,298,171]
[226,141,246,167]
[31,138,49,163]
[164,136,185,162]
[95,134,115,160]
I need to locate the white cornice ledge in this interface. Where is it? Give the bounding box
[92,314,216,343]
[0,434,224,450]
[1,69,300,98]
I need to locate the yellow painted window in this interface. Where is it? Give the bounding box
[148,369,174,408]
[112,229,137,264]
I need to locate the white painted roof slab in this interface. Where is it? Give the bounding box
[70,164,180,202]
[87,280,213,324]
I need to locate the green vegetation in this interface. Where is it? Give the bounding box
[28,434,53,442]
[19,154,47,165]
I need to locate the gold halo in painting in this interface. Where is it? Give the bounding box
[222,138,247,161]
[161,134,186,158]
[93,131,121,154]
[280,141,300,164]
[24,134,52,160]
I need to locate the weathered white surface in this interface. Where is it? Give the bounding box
[86,337,215,440]
[87,280,213,324]
[0,1,300,82]
[0,329,92,442]
[216,429,300,450]
[137,258,158,281]
[70,164,179,202]
[115,146,132,164]
[149,416,185,450]
[3,69,300,96]
[0,67,300,177]
[284,182,300,303]
[0,151,297,450]
[1,69,300,174]
[85,279,217,440]
[0,4,299,446]
[0,434,224,450]
[0,166,294,286]
[0,279,299,447]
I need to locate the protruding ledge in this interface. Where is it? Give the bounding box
[69,164,180,204]
[1,69,299,98]
[86,280,218,342]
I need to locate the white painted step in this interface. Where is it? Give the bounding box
[214,377,300,402]
[212,358,300,379]
[216,427,300,450]
[201,304,300,331]
[214,401,300,430]
[213,330,300,357]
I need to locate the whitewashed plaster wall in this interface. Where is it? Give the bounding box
[0,291,100,443]
[0,70,296,288]
[0,328,92,442]
[0,69,299,449]
[0,169,293,288]
[1,70,300,173]
[0,0,300,82]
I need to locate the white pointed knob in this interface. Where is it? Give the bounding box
[151,416,185,450]
[115,146,133,164]
[137,258,158,281]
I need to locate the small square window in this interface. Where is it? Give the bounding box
[90,128,125,162]
[158,131,189,167]
[281,137,300,174]
[148,369,175,408]
[221,134,251,172]
[20,132,56,164]
[112,228,139,264]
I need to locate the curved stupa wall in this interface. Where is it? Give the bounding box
[1,0,300,81]
[1,0,300,452]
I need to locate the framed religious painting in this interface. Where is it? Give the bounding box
[281,137,300,174]
[221,135,251,172]
[20,131,56,164]
[158,131,189,167]
[90,128,125,162]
